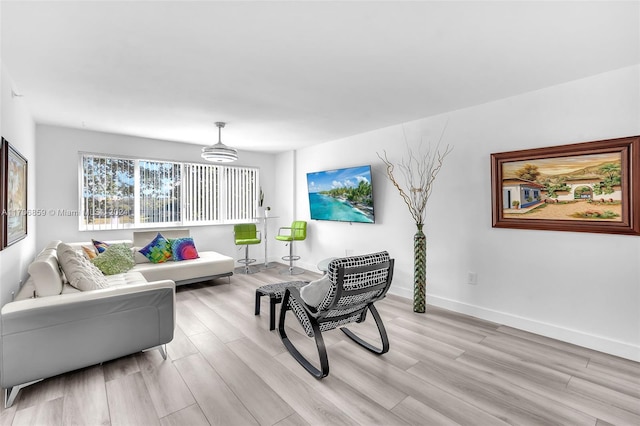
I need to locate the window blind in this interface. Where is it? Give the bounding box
[80,153,259,230]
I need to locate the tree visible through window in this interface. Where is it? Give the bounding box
[81,156,135,228]
[139,160,181,225]
[80,154,259,230]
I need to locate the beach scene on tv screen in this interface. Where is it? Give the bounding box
[307,165,374,223]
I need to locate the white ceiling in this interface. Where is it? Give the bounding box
[1,1,638,153]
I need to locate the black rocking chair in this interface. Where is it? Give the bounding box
[278,251,394,378]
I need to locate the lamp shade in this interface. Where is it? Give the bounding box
[201,122,238,163]
[201,143,238,163]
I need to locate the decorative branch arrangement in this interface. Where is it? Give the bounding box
[377,127,452,225]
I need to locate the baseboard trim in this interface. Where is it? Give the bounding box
[387,287,639,362]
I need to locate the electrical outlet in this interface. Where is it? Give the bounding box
[468,272,478,285]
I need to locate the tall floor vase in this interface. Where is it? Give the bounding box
[413,223,426,313]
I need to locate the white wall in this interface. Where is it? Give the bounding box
[0,64,36,307]
[35,125,278,265]
[290,65,640,361]
[18,66,640,361]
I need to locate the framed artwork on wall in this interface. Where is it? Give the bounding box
[1,138,28,248]
[491,135,640,236]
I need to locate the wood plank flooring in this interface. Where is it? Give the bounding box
[1,264,639,425]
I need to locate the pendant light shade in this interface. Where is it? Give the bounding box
[201,122,238,163]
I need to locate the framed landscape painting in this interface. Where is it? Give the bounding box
[1,138,28,248]
[491,135,640,236]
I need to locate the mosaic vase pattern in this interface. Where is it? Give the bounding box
[414,223,426,313]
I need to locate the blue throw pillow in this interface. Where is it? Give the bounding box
[92,239,109,254]
[138,233,172,263]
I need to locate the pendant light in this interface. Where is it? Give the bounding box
[201,122,238,163]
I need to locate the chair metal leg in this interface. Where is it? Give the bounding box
[279,242,304,275]
[158,344,168,360]
[237,245,258,274]
[143,344,168,360]
[4,379,42,408]
[278,289,329,378]
[341,304,389,355]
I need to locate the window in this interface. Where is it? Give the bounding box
[80,156,135,229]
[80,153,259,231]
[139,160,182,225]
[183,163,220,223]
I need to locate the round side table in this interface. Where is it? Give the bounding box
[317,257,338,273]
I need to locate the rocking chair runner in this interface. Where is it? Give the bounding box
[278,251,394,378]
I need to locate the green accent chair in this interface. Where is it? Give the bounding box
[234,223,262,274]
[275,220,307,275]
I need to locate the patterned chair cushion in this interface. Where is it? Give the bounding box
[257,281,307,299]
[318,251,391,311]
[289,296,367,337]
[289,251,391,337]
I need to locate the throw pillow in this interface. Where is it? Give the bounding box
[131,247,151,264]
[92,239,109,254]
[300,275,332,308]
[82,245,98,260]
[91,243,135,275]
[171,237,200,261]
[57,243,109,291]
[139,233,172,263]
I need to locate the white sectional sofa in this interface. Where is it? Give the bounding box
[0,229,233,408]
[1,241,175,408]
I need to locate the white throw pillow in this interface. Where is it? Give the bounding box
[57,243,109,291]
[300,275,332,308]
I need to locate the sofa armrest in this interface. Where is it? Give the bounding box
[1,280,175,389]
[1,280,174,317]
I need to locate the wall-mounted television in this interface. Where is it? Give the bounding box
[306,165,375,223]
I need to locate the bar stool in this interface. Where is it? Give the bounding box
[234,223,261,274]
[275,221,307,275]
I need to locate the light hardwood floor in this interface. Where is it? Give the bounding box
[1,264,639,425]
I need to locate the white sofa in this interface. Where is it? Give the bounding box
[68,230,235,286]
[0,230,232,408]
[1,240,175,408]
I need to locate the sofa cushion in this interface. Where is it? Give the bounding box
[133,229,189,248]
[65,240,132,253]
[300,275,332,308]
[92,239,110,254]
[139,233,172,264]
[27,247,64,297]
[104,271,149,287]
[91,243,135,275]
[44,240,62,250]
[82,245,98,260]
[132,251,234,283]
[132,247,151,264]
[170,237,199,261]
[57,243,109,291]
